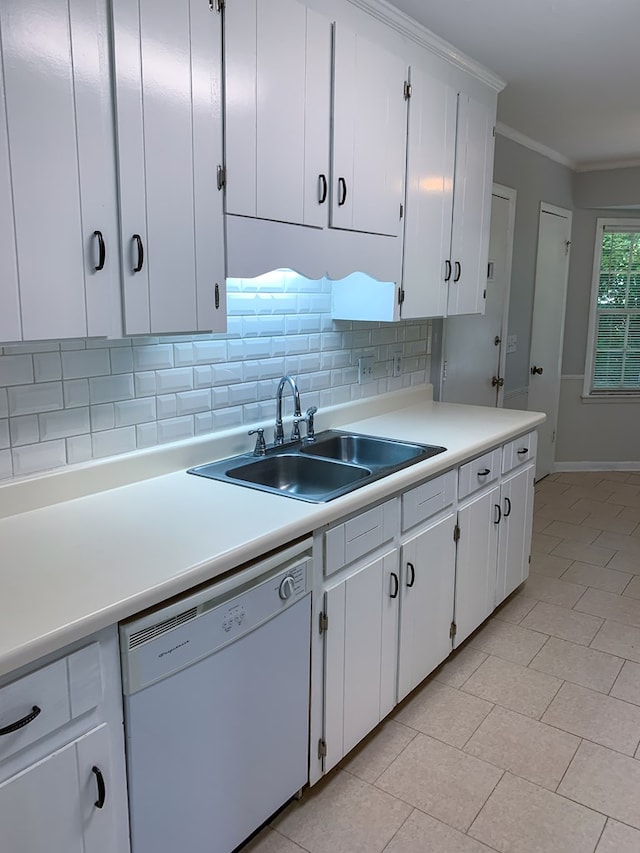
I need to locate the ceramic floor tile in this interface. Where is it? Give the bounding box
[606,550,640,573]
[541,681,640,755]
[529,636,623,694]
[382,809,495,853]
[375,733,502,832]
[600,472,633,483]
[529,552,573,579]
[273,770,411,853]
[561,484,616,504]
[393,680,493,748]
[575,587,640,629]
[462,655,562,719]
[432,646,488,689]
[464,705,580,791]
[610,660,640,706]
[340,720,416,784]
[594,531,640,555]
[583,512,639,535]
[543,520,601,544]
[520,574,587,608]
[552,539,617,567]
[493,593,537,624]
[555,472,609,487]
[571,498,624,518]
[622,574,640,599]
[535,504,589,525]
[468,618,548,666]
[531,532,563,554]
[535,480,572,497]
[590,619,640,663]
[520,600,602,645]
[561,561,633,594]
[241,828,309,853]
[532,515,551,533]
[605,485,640,507]
[595,819,640,853]
[469,772,606,853]
[558,740,640,829]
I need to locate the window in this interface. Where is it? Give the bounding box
[585,219,640,396]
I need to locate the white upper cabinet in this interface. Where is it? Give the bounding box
[447,93,496,316]
[330,25,407,237]
[0,0,122,341]
[111,0,226,335]
[225,0,331,228]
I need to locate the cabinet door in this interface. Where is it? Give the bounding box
[323,550,398,771]
[0,0,121,341]
[454,484,500,646]
[398,512,456,702]
[0,724,115,853]
[496,464,535,605]
[225,0,331,228]
[331,25,407,237]
[447,93,495,316]
[112,0,226,334]
[401,68,456,319]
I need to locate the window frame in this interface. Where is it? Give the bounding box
[583,217,640,400]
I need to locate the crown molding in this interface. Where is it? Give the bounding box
[495,123,576,169]
[574,157,640,173]
[346,0,506,92]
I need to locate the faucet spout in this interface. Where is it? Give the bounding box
[275,375,302,444]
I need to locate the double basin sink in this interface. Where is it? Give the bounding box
[188,430,446,502]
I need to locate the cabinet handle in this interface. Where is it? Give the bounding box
[318,174,328,204]
[517,448,529,456]
[454,261,461,282]
[477,468,491,478]
[92,766,106,809]
[93,230,106,272]
[504,496,512,518]
[494,504,502,525]
[390,572,399,599]
[444,259,452,282]
[406,562,415,588]
[214,283,220,310]
[132,234,144,273]
[0,705,41,737]
[337,177,347,206]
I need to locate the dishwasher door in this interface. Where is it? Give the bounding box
[121,544,312,853]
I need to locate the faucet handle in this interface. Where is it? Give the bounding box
[248,428,267,456]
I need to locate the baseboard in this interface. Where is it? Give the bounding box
[554,461,640,472]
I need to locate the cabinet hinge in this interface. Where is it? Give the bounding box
[399,202,404,220]
[211,0,224,11]
[319,612,329,634]
[449,621,457,639]
[216,165,226,191]
[318,738,327,759]
[453,524,460,542]
[403,81,412,100]
[398,288,405,306]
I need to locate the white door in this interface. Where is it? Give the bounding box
[398,513,456,702]
[331,25,407,237]
[528,204,573,479]
[495,465,535,604]
[442,186,516,405]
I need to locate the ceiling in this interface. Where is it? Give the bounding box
[386,0,640,170]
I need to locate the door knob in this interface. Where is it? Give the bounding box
[491,376,504,387]
[530,365,544,375]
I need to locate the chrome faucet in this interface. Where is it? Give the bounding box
[274,375,302,444]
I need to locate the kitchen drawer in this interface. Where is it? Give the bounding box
[325,499,396,577]
[0,643,102,763]
[458,448,502,500]
[402,471,456,532]
[502,431,537,474]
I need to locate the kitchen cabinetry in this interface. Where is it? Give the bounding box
[0,629,129,853]
[112,0,226,335]
[0,0,122,341]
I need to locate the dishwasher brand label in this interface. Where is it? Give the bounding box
[158,639,190,659]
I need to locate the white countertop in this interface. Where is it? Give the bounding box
[0,388,544,678]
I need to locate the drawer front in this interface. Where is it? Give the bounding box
[458,448,502,500]
[502,431,538,474]
[325,499,396,576]
[401,471,456,532]
[0,643,102,762]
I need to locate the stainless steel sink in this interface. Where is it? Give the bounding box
[188,429,447,502]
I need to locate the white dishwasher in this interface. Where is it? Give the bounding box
[120,539,312,853]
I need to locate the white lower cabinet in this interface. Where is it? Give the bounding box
[496,463,536,605]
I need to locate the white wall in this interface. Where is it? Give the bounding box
[0,271,431,480]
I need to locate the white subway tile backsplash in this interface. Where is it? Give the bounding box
[212,363,243,387]
[194,412,214,435]
[63,379,90,408]
[114,398,156,427]
[228,382,259,406]
[155,368,194,394]
[0,355,34,386]
[0,389,7,418]
[0,449,12,478]
[90,404,115,432]
[157,416,194,444]
[193,366,214,388]
[211,387,229,408]
[13,440,66,475]
[33,352,62,382]
[176,389,211,416]
[66,434,92,465]
[133,345,174,371]
[60,339,86,351]
[62,348,110,380]
[92,427,136,459]
[136,422,158,448]
[156,395,178,419]
[8,383,63,416]
[110,346,134,374]
[3,341,58,354]
[40,408,90,440]
[0,419,9,449]
[134,371,156,397]
[211,407,243,431]
[89,374,134,404]
[192,340,226,364]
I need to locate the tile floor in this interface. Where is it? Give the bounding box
[243,471,640,853]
